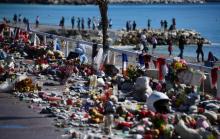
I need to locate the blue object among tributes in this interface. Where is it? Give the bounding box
[139,54,145,68]
[0,49,7,60]
[56,43,61,51]
[75,43,88,64]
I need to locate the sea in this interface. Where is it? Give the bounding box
[0,3,220,58]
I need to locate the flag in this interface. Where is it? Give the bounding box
[122,53,128,76]
[157,57,167,81]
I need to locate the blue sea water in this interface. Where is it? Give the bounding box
[0,3,220,58]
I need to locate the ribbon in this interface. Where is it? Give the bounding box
[157,57,166,81]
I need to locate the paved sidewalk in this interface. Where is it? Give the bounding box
[0,92,67,139]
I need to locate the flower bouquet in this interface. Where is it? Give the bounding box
[15,78,39,92]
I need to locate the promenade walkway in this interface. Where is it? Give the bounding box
[0,92,67,139]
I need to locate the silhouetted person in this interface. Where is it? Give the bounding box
[81,18,85,30]
[147,19,151,30]
[18,14,21,23]
[26,19,30,31]
[126,21,129,32]
[167,38,173,56]
[196,38,204,62]
[77,17,80,30]
[35,16,39,28]
[172,18,176,30]
[160,20,164,30]
[71,16,75,29]
[87,17,91,29]
[141,32,148,53]
[151,35,157,54]
[109,18,112,29]
[178,35,185,59]
[23,17,27,24]
[164,20,168,30]
[133,20,136,30]
[59,16,65,28]
[13,14,17,23]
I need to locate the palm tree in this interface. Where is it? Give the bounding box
[96,0,109,56]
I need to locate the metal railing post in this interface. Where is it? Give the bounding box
[65,41,69,57]
[43,35,47,45]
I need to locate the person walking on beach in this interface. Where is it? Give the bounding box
[35,16,39,28]
[81,18,85,30]
[151,35,157,54]
[126,21,129,32]
[13,14,17,24]
[87,17,91,29]
[18,14,22,23]
[133,20,137,30]
[160,20,164,31]
[109,18,112,29]
[92,17,96,30]
[23,17,27,24]
[167,38,173,56]
[147,19,151,30]
[164,20,168,31]
[196,38,204,62]
[172,18,176,30]
[26,18,30,31]
[178,35,185,59]
[77,17,81,30]
[141,32,148,53]
[59,16,65,28]
[71,16,75,29]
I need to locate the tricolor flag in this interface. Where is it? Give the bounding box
[122,53,128,76]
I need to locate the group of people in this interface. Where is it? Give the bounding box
[12,14,39,29]
[178,35,205,63]
[126,20,137,31]
[70,16,113,30]
[160,18,176,31]
[7,14,215,64]
[139,32,208,63]
[125,18,176,32]
[140,32,158,54]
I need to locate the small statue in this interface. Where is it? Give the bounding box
[103,96,117,135]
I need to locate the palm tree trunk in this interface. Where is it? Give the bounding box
[97,0,109,62]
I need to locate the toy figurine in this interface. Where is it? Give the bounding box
[103,96,117,135]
